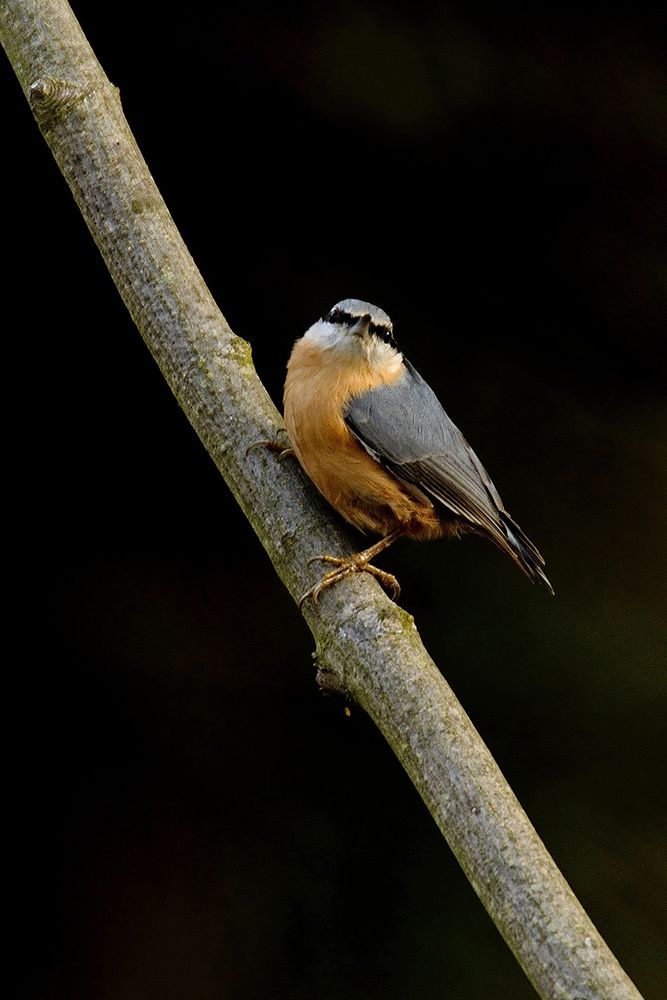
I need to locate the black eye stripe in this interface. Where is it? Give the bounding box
[325,308,356,326]
[324,308,397,349]
[370,322,398,348]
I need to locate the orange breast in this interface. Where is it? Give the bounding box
[284,340,443,539]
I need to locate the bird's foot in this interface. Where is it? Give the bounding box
[299,551,401,608]
[246,432,293,461]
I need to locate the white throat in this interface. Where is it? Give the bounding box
[304,320,403,377]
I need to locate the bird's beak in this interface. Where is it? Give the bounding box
[349,315,371,338]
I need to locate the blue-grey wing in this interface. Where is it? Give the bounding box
[345,359,551,589]
[345,361,513,544]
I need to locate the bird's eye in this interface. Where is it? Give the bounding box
[325,308,356,326]
[369,321,397,347]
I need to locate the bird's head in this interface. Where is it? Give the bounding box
[304,298,402,371]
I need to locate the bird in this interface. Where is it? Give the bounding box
[283,298,554,605]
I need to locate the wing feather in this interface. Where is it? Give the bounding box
[345,360,505,539]
[344,359,552,592]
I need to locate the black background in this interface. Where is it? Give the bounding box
[5,3,665,998]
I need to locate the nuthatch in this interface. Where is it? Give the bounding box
[284,298,554,605]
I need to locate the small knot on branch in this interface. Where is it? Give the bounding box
[29,77,85,130]
[313,649,349,698]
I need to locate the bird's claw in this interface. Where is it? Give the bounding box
[299,553,401,608]
[246,433,294,461]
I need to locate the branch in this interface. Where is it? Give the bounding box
[1,4,642,998]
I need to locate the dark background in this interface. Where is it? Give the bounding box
[5,2,665,998]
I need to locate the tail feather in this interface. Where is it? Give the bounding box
[499,512,555,596]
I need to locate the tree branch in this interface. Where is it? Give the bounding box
[1,3,642,998]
